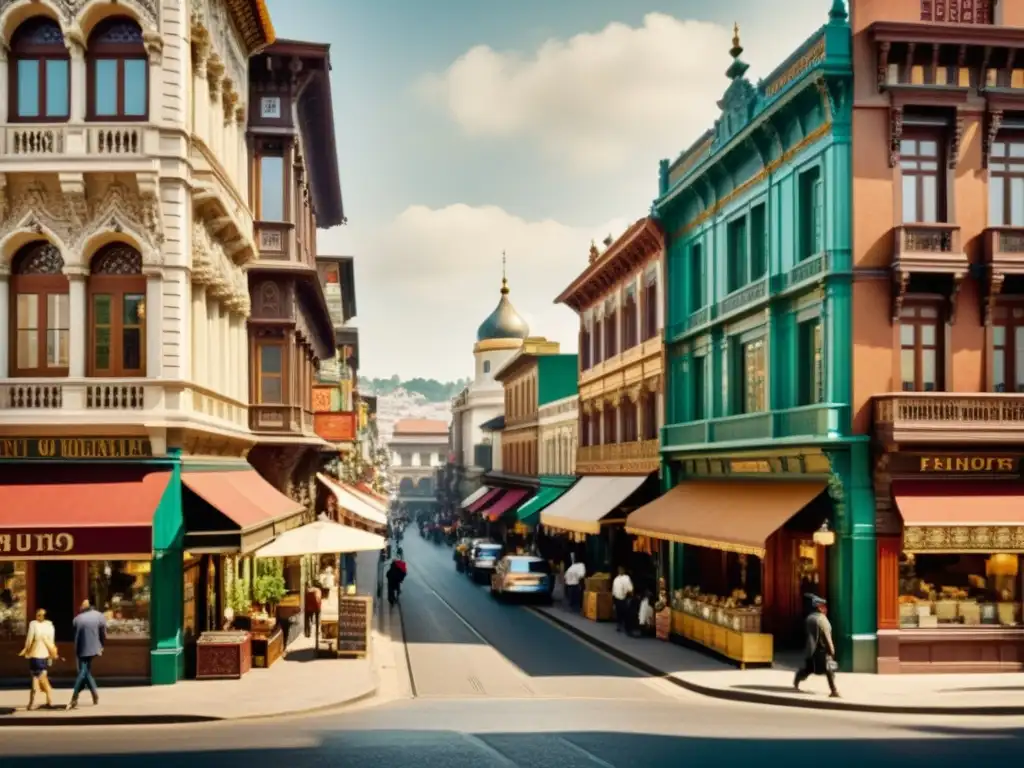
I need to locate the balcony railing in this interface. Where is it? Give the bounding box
[255,221,291,258]
[0,378,247,431]
[985,226,1024,273]
[249,404,314,434]
[1,124,152,160]
[313,411,357,442]
[874,392,1024,445]
[576,439,659,473]
[893,223,966,271]
[717,277,769,318]
[661,403,847,449]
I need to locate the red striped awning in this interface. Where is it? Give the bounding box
[467,487,503,514]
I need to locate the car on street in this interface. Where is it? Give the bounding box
[468,542,503,582]
[490,555,554,602]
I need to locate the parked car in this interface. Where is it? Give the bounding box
[468,542,503,582]
[490,555,554,602]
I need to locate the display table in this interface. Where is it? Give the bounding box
[196,631,252,679]
[251,627,285,668]
[672,611,772,668]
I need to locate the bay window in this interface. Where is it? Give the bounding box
[257,343,285,404]
[10,17,69,121]
[88,244,146,377]
[88,17,148,120]
[10,241,69,376]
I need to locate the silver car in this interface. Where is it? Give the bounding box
[468,542,503,582]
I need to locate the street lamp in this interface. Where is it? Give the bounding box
[813,520,835,547]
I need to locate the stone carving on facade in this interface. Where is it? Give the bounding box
[192,0,246,99]
[0,0,160,45]
[192,219,249,315]
[256,281,281,317]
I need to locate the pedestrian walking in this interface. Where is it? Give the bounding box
[18,608,58,710]
[563,554,586,613]
[66,599,106,710]
[611,566,633,632]
[793,595,840,698]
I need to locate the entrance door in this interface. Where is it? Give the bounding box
[34,561,75,642]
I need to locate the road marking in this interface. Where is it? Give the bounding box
[556,735,618,767]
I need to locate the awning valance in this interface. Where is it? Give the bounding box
[895,481,1024,553]
[541,475,648,535]
[482,489,530,522]
[317,473,388,526]
[515,485,567,525]
[625,480,826,558]
[460,486,490,509]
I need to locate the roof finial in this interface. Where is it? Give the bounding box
[726,21,749,80]
[732,22,741,52]
[500,251,509,295]
[829,0,848,22]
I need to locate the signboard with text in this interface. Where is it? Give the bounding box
[0,437,153,460]
[888,453,1021,477]
[0,526,152,558]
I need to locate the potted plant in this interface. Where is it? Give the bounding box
[252,560,287,631]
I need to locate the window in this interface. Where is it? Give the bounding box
[88,560,150,638]
[9,17,69,121]
[727,217,748,293]
[621,401,638,442]
[603,406,617,445]
[258,154,286,221]
[750,203,768,277]
[691,354,707,421]
[642,391,658,441]
[798,320,824,405]
[989,137,1024,227]
[799,169,823,259]
[10,241,69,376]
[735,338,766,414]
[88,244,145,376]
[899,553,1020,629]
[258,344,284,403]
[0,561,28,639]
[88,17,147,120]
[643,272,658,341]
[580,321,592,370]
[992,306,1024,393]
[483,360,491,374]
[593,314,604,365]
[688,244,704,311]
[901,134,944,223]
[623,285,638,350]
[604,300,618,359]
[900,304,942,392]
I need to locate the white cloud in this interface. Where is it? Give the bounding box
[417,8,832,174]
[319,204,633,381]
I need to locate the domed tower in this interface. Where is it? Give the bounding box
[473,260,528,389]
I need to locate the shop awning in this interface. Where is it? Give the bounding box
[541,475,648,535]
[468,487,503,514]
[625,480,827,558]
[0,468,170,557]
[317,473,388,526]
[482,488,530,522]
[895,481,1024,552]
[183,470,305,554]
[515,485,567,525]
[460,486,490,509]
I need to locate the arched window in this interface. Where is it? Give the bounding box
[87,17,147,120]
[483,359,491,374]
[10,17,70,122]
[10,241,69,376]
[88,243,145,376]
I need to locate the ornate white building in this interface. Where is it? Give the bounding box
[450,269,528,498]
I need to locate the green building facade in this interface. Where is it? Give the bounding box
[653,2,876,671]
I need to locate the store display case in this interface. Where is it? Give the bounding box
[196,631,252,679]
[671,587,772,667]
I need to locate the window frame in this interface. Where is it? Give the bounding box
[256,342,286,405]
[9,17,71,123]
[253,138,290,224]
[989,134,1024,227]
[797,319,824,406]
[643,274,658,341]
[603,300,618,359]
[726,216,749,293]
[798,168,823,260]
[622,286,638,350]
[734,337,766,414]
[86,17,149,122]
[899,302,944,392]
[991,303,1024,393]
[900,129,947,223]
[602,406,617,445]
[642,390,658,441]
[9,242,70,377]
[688,243,704,311]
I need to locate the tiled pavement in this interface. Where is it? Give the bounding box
[0,552,385,726]
[534,600,1024,715]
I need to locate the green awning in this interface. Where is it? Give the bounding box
[516,485,567,525]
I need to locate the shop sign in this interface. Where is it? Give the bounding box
[891,454,1019,475]
[0,527,151,557]
[0,437,153,460]
[729,460,772,474]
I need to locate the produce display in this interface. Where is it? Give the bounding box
[672,586,763,633]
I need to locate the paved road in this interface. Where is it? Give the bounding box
[5,534,1024,766]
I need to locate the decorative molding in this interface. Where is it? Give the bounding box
[984,267,1005,326]
[948,270,965,324]
[891,269,910,320]
[0,0,160,30]
[948,111,965,170]
[192,219,250,315]
[889,106,904,168]
[983,108,1004,169]
[904,525,1024,552]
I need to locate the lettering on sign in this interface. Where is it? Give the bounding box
[919,456,1016,473]
[730,460,772,474]
[0,438,152,460]
[0,532,74,555]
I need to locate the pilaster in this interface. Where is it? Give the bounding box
[207,56,225,162]
[68,269,87,377]
[145,269,163,377]
[192,39,211,144]
[0,267,8,377]
[191,283,208,389]
[208,297,221,394]
[150,449,184,685]
[0,44,9,123]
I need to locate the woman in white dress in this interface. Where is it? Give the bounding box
[18,608,58,710]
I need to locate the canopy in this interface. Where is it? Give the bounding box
[254,520,386,558]
[895,481,1024,553]
[515,485,567,525]
[460,486,490,509]
[317,473,388,526]
[540,475,648,535]
[468,487,503,514]
[482,488,529,522]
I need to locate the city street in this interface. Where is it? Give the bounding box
[3,534,1024,766]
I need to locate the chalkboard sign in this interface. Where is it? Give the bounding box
[337,595,371,654]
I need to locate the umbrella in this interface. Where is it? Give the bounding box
[254,520,386,558]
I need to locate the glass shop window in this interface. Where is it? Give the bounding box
[88,560,151,638]
[898,553,1021,629]
[0,562,28,638]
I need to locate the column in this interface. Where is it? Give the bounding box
[191,284,207,387]
[0,46,8,123]
[0,271,8,378]
[208,63,224,161]
[192,45,210,142]
[235,107,248,204]
[150,449,184,685]
[67,41,87,123]
[223,108,236,188]
[68,272,87,377]
[207,297,221,394]
[145,273,163,377]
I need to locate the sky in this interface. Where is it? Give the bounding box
[264,0,842,381]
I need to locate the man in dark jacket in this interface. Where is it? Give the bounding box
[386,560,406,606]
[793,596,840,698]
[67,599,107,710]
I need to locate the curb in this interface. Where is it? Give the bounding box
[531,607,1024,717]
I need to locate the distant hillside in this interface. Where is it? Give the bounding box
[359,375,469,404]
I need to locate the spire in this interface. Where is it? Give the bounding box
[829,0,848,22]
[500,251,509,295]
[726,22,749,81]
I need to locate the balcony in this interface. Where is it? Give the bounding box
[0,124,156,170]
[250,404,314,435]
[661,404,847,451]
[580,335,663,385]
[0,378,247,433]
[255,221,292,259]
[893,223,966,273]
[874,393,1024,446]
[313,411,357,443]
[576,439,659,474]
[716,277,769,320]
[984,227,1024,319]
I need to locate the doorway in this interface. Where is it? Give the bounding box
[34,561,75,641]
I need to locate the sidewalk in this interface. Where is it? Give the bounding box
[535,603,1024,715]
[0,553,384,726]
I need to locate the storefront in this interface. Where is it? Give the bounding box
[513,474,575,544]
[633,446,875,671]
[875,451,1024,674]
